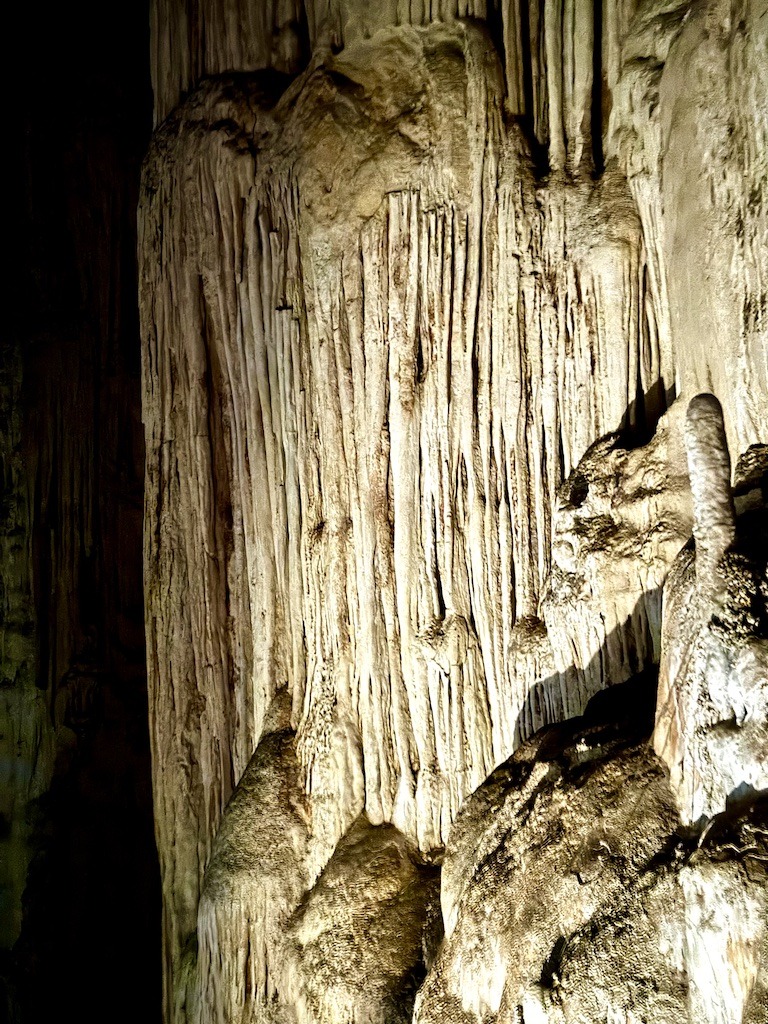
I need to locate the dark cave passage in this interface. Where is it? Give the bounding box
[2,3,160,1021]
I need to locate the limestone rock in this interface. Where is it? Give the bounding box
[654,396,768,825]
[138,3,768,1021]
[283,816,439,1024]
[140,26,669,1007]
[416,683,768,1024]
[680,805,768,1024]
[609,0,768,453]
[195,701,310,1024]
[543,402,693,698]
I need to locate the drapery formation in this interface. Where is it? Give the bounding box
[140,2,768,1019]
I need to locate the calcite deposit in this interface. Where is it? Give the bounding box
[654,396,768,826]
[138,1,768,1022]
[416,681,768,1024]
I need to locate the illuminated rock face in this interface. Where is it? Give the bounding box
[416,683,768,1024]
[139,1,768,1021]
[654,397,768,825]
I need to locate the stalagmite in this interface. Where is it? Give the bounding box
[684,393,736,595]
[282,816,439,1024]
[654,395,768,826]
[195,696,310,1024]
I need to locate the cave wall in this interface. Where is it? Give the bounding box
[139,1,768,1021]
[1,4,160,1021]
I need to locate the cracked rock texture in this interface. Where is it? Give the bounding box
[138,0,768,1021]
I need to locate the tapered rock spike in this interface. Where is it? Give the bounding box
[684,394,736,593]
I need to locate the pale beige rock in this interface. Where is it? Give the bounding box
[543,401,693,696]
[140,27,669,1016]
[195,696,310,1024]
[610,0,768,453]
[150,0,493,124]
[139,3,768,1022]
[684,393,737,595]
[654,396,768,825]
[416,687,768,1024]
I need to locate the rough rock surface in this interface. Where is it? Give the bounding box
[543,402,693,691]
[141,27,669,999]
[654,397,768,825]
[138,1,768,1021]
[415,681,768,1024]
[193,694,310,1024]
[283,816,439,1024]
[608,0,768,453]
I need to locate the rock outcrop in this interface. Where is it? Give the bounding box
[195,708,311,1024]
[283,816,439,1024]
[416,680,768,1024]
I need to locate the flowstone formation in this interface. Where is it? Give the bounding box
[416,401,768,1024]
[139,1,768,1021]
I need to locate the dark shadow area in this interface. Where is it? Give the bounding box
[2,2,160,1021]
[513,589,663,753]
[619,377,677,450]
[495,0,550,176]
[591,0,605,176]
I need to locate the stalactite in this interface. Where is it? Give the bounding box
[150,0,494,124]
